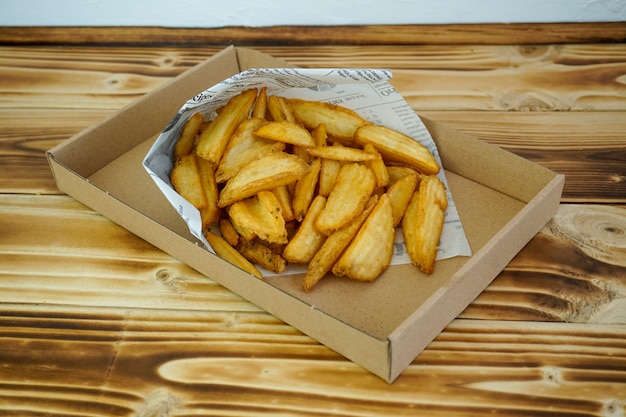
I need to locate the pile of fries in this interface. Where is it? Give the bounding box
[170,87,448,291]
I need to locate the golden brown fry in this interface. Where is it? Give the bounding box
[174,112,204,161]
[228,190,288,245]
[288,98,370,144]
[218,152,311,208]
[386,170,419,228]
[171,154,207,209]
[303,196,378,291]
[219,217,240,247]
[205,231,262,279]
[332,194,394,281]
[272,185,295,222]
[355,124,440,175]
[215,117,283,183]
[306,144,379,162]
[402,175,448,274]
[318,155,341,197]
[254,120,316,147]
[363,143,389,188]
[237,239,287,274]
[252,86,268,119]
[315,162,376,235]
[282,195,327,264]
[196,88,258,166]
[311,122,328,147]
[196,156,221,228]
[292,157,321,222]
[267,95,297,122]
[386,165,423,187]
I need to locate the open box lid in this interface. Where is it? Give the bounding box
[47,46,564,382]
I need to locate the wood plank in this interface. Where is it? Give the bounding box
[2,194,624,325]
[1,303,624,416]
[1,23,626,46]
[2,44,626,111]
[420,111,626,204]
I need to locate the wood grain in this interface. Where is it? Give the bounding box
[1,23,626,45]
[1,308,624,416]
[1,26,626,414]
[1,194,625,414]
[1,44,625,202]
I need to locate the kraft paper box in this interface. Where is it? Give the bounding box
[47,46,564,382]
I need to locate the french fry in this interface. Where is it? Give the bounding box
[237,239,287,274]
[205,231,262,279]
[386,170,419,228]
[174,112,204,161]
[254,120,316,147]
[218,152,311,208]
[219,217,240,247]
[332,194,394,281]
[252,86,268,119]
[196,88,258,166]
[282,195,327,264]
[267,95,297,123]
[402,175,448,274]
[363,143,389,188]
[386,165,423,187]
[196,156,221,228]
[292,157,321,222]
[171,154,207,209]
[228,190,288,245]
[288,98,370,144]
[303,195,378,291]
[215,117,283,183]
[355,124,440,175]
[272,185,295,223]
[315,162,376,235]
[318,154,342,197]
[306,144,379,162]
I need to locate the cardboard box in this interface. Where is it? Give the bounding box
[47,46,564,383]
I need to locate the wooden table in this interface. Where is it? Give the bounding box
[1,24,626,416]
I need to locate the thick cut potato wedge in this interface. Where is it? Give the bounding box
[292,157,321,222]
[219,217,240,247]
[218,152,311,208]
[171,154,207,209]
[174,112,204,161]
[215,117,284,183]
[205,231,262,279]
[196,88,258,166]
[387,170,419,228]
[196,156,221,228]
[363,143,389,188]
[288,98,370,144]
[282,195,327,264]
[252,86,268,119]
[237,239,287,274]
[318,156,341,197]
[355,124,440,175]
[332,194,395,281]
[303,196,378,292]
[315,162,376,235]
[228,190,288,244]
[255,120,316,147]
[402,175,448,274]
[307,144,379,162]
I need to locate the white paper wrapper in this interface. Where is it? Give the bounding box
[143,68,472,276]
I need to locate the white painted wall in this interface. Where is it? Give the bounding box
[2,0,625,27]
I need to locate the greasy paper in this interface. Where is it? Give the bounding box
[143,68,472,275]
